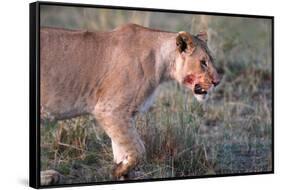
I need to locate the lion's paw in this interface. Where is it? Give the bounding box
[40,170,63,186]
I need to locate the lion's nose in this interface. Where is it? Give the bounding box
[212,79,220,87]
[212,69,222,87]
[213,77,221,86]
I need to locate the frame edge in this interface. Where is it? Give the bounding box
[29,1,40,189]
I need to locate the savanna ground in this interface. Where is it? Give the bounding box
[40,5,273,184]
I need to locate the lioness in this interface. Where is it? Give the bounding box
[40,23,220,185]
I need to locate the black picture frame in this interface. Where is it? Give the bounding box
[30,1,274,189]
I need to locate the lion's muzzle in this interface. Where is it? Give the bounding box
[194,84,207,95]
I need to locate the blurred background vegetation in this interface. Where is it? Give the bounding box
[40,5,272,184]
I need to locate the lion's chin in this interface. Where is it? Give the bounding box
[194,93,209,102]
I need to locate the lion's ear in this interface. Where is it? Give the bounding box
[196,31,208,42]
[176,31,195,54]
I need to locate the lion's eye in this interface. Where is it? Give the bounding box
[200,60,208,69]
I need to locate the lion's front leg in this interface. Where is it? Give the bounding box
[94,110,145,179]
[112,140,127,164]
[111,137,145,180]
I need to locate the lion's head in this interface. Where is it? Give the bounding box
[172,31,221,102]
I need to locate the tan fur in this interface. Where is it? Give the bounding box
[40,23,220,183]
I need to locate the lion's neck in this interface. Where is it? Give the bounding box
[154,33,178,84]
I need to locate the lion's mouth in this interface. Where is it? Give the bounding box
[194,84,207,95]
